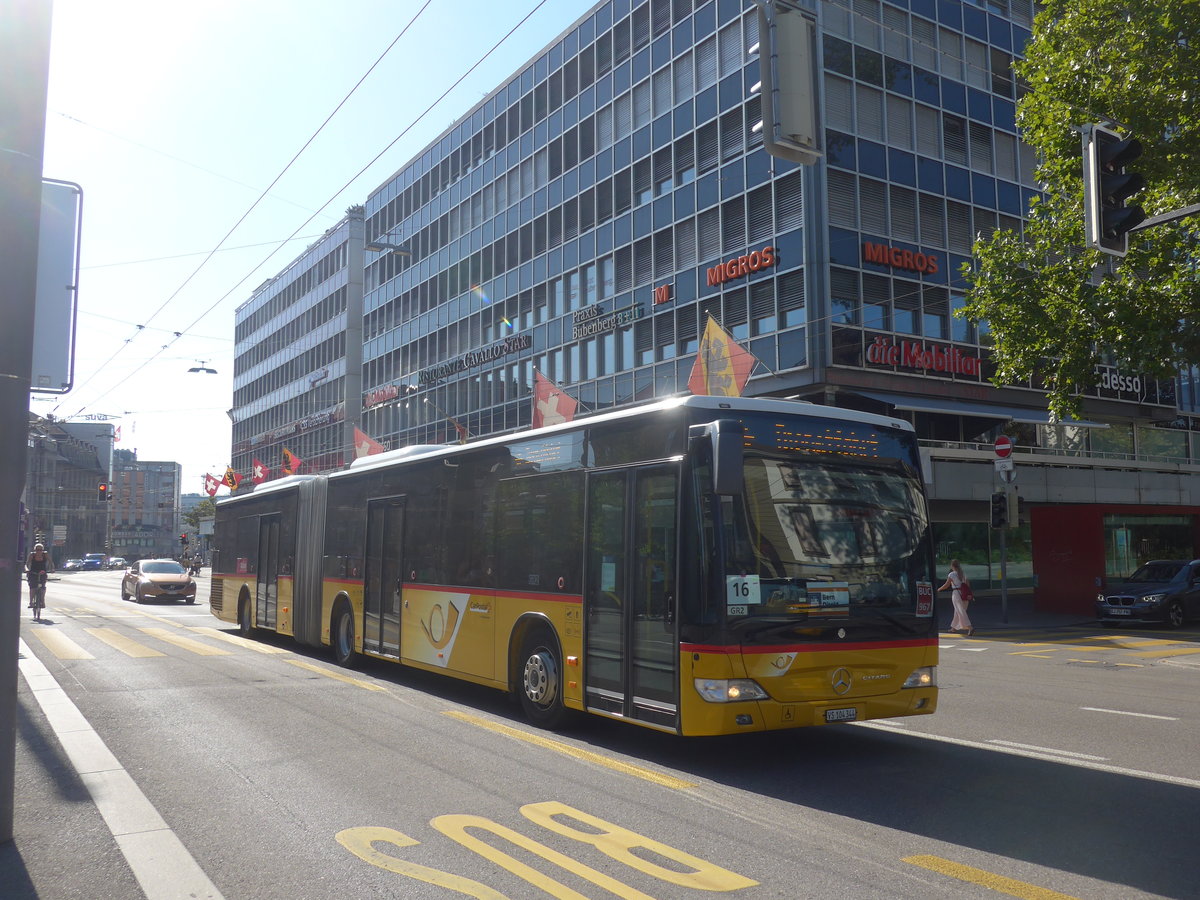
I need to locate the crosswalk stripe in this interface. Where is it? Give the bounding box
[30,629,94,660]
[138,627,230,656]
[187,627,290,654]
[85,628,166,658]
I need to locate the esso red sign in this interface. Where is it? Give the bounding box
[994,435,1013,458]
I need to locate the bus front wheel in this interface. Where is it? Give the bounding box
[519,628,566,729]
[333,605,359,669]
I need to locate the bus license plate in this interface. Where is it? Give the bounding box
[825,707,857,723]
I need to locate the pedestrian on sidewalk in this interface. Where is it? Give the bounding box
[939,559,974,636]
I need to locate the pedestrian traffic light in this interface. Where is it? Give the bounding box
[1083,124,1146,257]
[180,533,189,546]
[97,481,110,502]
[989,491,1009,529]
[751,0,821,165]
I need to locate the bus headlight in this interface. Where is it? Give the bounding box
[902,666,936,689]
[694,678,769,703]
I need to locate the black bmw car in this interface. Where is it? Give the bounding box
[1096,560,1200,628]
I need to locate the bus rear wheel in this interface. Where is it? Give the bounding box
[238,597,254,636]
[333,605,359,669]
[519,628,566,729]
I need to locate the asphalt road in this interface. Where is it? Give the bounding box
[12,571,1200,899]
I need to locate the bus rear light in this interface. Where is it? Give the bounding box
[694,678,769,703]
[902,666,936,689]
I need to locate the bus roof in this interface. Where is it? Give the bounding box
[213,473,319,505]
[331,394,913,480]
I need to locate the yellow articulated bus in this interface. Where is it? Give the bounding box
[209,396,938,736]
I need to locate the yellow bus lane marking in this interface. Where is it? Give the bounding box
[444,710,697,790]
[285,659,388,691]
[187,626,291,654]
[904,855,1081,899]
[138,627,231,656]
[1128,646,1200,659]
[85,628,166,658]
[30,629,94,660]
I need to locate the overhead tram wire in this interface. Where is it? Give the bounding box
[54,0,439,418]
[75,0,554,408]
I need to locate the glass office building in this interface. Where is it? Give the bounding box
[232,210,365,478]
[344,0,1198,613]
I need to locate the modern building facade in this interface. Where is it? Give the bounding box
[231,209,366,479]
[23,415,112,564]
[219,0,1200,615]
[111,451,182,560]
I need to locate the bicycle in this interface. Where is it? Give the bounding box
[28,572,46,622]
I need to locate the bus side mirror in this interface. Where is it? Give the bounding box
[690,419,744,496]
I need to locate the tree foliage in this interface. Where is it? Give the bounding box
[962,0,1200,417]
[182,498,215,530]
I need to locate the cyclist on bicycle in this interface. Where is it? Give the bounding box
[26,542,53,621]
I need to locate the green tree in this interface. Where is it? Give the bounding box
[962,1,1200,418]
[182,498,215,531]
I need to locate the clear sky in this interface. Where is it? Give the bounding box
[36,0,595,495]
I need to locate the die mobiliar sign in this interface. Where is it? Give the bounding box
[866,335,981,377]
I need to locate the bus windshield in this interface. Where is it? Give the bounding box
[721,453,934,635]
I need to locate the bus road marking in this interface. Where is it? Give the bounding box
[1010,651,1055,658]
[904,855,1081,899]
[86,628,166,658]
[444,710,696,790]
[285,659,388,691]
[138,627,230,656]
[187,626,290,654]
[30,629,94,660]
[1129,646,1200,659]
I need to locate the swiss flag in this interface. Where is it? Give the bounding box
[252,458,270,483]
[532,371,578,429]
[353,427,386,459]
[204,474,221,497]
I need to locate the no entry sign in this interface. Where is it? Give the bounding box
[994,435,1013,458]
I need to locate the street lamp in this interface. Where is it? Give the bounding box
[365,239,411,255]
[187,360,218,374]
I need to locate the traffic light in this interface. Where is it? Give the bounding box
[1083,124,1146,256]
[97,481,110,502]
[989,491,1009,529]
[751,1,821,165]
[180,533,189,546]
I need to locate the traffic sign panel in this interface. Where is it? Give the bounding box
[994,435,1013,458]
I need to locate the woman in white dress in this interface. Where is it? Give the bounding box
[938,559,973,635]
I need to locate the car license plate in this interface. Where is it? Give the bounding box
[825,707,857,723]
[1108,608,1131,615]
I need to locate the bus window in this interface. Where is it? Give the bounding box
[495,471,583,592]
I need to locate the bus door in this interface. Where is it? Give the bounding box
[584,466,679,730]
[363,496,405,658]
[256,514,281,629]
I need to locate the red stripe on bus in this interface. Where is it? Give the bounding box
[402,583,581,604]
[681,638,936,655]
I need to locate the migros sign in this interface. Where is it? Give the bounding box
[862,241,940,275]
[706,245,776,286]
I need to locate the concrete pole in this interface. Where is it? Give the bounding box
[0,0,53,844]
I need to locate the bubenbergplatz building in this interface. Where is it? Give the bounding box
[342,0,1199,616]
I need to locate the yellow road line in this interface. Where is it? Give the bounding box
[285,659,388,691]
[188,626,290,654]
[444,710,697,790]
[30,629,94,660]
[1066,659,1100,664]
[1010,652,1055,658]
[85,628,165,658]
[904,855,1081,900]
[1128,646,1200,659]
[138,627,230,656]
